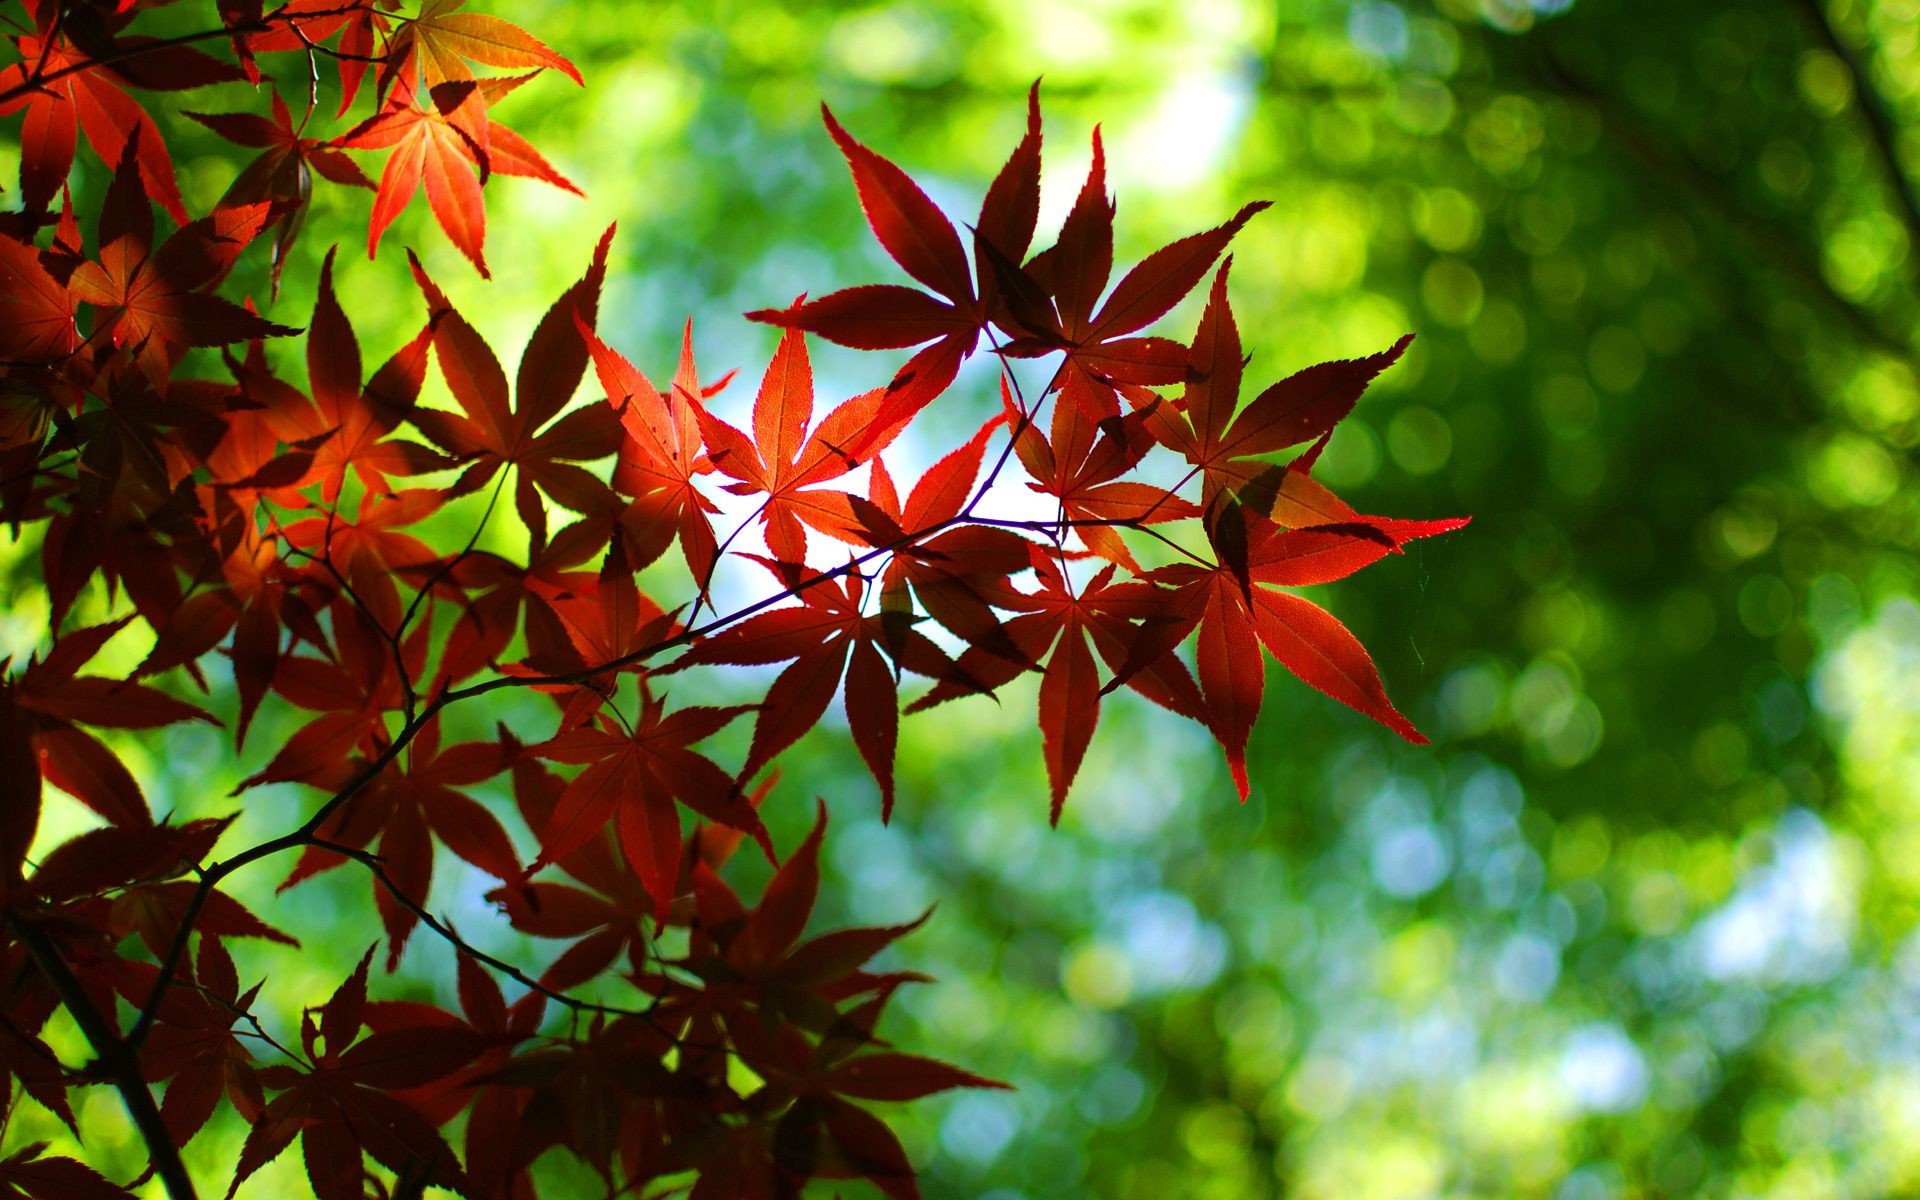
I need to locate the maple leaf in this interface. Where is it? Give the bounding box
[583,317,727,585]
[0,233,79,363]
[407,237,622,550]
[683,805,1002,1199]
[107,873,297,962]
[338,71,581,276]
[229,949,484,1200]
[336,79,495,274]
[1133,260,1414,519]
[283,250,446,503]
[379,0,583,96]
[908,545,1205,822]
[276,717,515,969]
[67,138,295,375]
[233,602,414,791]
[1127,508,1468,799]
[0,689,39,894]
[666,558,966,819]
[24,817,231,909]
[865,416,1036,649]
[531,687,771,922]
[487,739,750,991]
[279,488,447,631]
[996,131,1267,420]
[0,18,244,221]
[359,952,543,1131]
[694,325,910,566]
[185,94,377,298]
[117,938,267,1146]
[10,618,216,827]
[1000,373,1198,571]
[424,515,631,691]
[137,526,323,748]
[518,539,678,691]
[748,88,1049,460]
[688,803,927,1008]
[0,1143,137,1200]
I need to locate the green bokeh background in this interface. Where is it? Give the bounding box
[8,0,1920,1195]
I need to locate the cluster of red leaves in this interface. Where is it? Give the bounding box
[0,3,1463,1198]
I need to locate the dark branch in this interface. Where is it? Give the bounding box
[9,915,199,1200]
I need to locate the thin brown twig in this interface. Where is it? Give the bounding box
[306,837,669,1025]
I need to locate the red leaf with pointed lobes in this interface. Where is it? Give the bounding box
[67,143,294,369]
[340,84,494,274]
[667,561,962,812]
[1091,200,1269,340]
[821,105,973,306]
[386,1,583,90]
[0,235,78,362]
[737,799,827,970]
[696,326,914,565]
[532,692,768,921]
[407,243,620,551]
[745,285,972,351]
[821,1053,1011,1102]
[976,81,1043,284]
[1223,332,1414,459]
[0,1146,139,1200]
[581,315,722,581]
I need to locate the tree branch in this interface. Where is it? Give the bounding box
[8,915,198,1200]
[1527,42,1918,362]
[1791,0,1920,275]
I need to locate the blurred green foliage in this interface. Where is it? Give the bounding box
[8,0,1920,1196]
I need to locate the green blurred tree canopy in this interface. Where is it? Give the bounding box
[7,0,1920,1197]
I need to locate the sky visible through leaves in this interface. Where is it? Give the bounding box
[6,0,1920,1196]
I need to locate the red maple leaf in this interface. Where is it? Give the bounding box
[909,545,1204,821]
[530,688,771,921]
[406,236,622,551]
[583,317,729,585]
[1001,374,1198,572]
[276,717,516,968]
[0,232,78,363]
[184,93,377,297]
[118,938,267,1146]
[998,132,1265,421]
[229,949,487,1200]
[1133,508,1466,799]
[335,79,494,274]
[10,618,216,827]
[377,0,582,97]
[0,14,245,220]
[866,416,1036,649]
[746,87,1048,459]
[66,139,294,374]
[1132,260,1414,519]
[693,325,909,566]
[665,558,964,820]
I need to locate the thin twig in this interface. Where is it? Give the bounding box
[307,838,665,1024]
